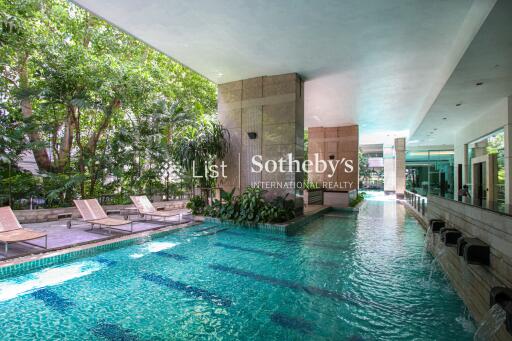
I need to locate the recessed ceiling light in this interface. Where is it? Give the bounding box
[476,82,483,86]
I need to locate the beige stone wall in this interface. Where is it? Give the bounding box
[307,125,359,191]
[426,195,512,340]
[14,200,187,223]
[395,138,406,197]
[384,138,406,195]
[217,73,304,210]
[323,190,357,208]
[383,143,395,192]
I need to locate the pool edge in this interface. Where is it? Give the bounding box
[0,221,198,279]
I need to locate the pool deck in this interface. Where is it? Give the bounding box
[0,209,192,261]
[0,205,332,267]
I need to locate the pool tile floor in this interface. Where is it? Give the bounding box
[1,210,190,260]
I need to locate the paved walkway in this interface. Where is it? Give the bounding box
[1,209,191,260]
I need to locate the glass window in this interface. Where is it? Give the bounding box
[465,129,505,212]
[406,149,454,198]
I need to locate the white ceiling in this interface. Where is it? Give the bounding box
[73,0,496,144]
[410,0,512,147]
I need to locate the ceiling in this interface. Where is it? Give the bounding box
[410,0,512,147]
[73,0,497,144]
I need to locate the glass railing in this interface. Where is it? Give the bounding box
[404,190,427,217]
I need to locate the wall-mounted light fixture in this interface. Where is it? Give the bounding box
[247,132,257,139]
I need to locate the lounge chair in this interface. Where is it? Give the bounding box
[130,196,183,223]
[73,199,133,233]
[0,206,48,255]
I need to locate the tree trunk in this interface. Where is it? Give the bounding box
[87,98,120,155]
[73,110,86,197]
[86,98,121,197]
[21,98,52,172]
[19,53,52,172]
[56,106,76,172]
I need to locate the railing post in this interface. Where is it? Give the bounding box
[421,198,425,215]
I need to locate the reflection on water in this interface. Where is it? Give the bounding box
[129,241,179,259]
[0,261,104,302]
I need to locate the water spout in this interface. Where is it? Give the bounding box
[473,304,507,341]
[428,247,446,282]
[421,225,433,263]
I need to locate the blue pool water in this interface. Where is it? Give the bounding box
[0,193,474,340]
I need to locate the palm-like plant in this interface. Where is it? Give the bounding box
[170,114,229,201]
[171,115,229,197]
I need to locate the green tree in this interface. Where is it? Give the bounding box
[0,0,218,205]
[358,150,370,188]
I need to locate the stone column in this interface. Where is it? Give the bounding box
[383,143,396,194]
[383,138,406,196]
[463,143,469,187]
[394,137,406,198]
[505,97,512,207]
[307,125,359,191]
[217,73,304,213]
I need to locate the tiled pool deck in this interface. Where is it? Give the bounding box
[0,205,332,275]
[0,209,191,261]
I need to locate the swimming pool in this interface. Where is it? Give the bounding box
[0,194,474,340]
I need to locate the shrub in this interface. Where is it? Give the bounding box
[196,187,296,225]
[186,195,206,215]
[267,194,296,222]
[349,192,366,207]
[235,187,268,224]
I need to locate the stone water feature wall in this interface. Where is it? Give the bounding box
[425,195,512,341]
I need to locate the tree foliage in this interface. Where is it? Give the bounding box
[0,0,221,207]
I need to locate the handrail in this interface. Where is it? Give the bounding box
[404,190,427,216]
